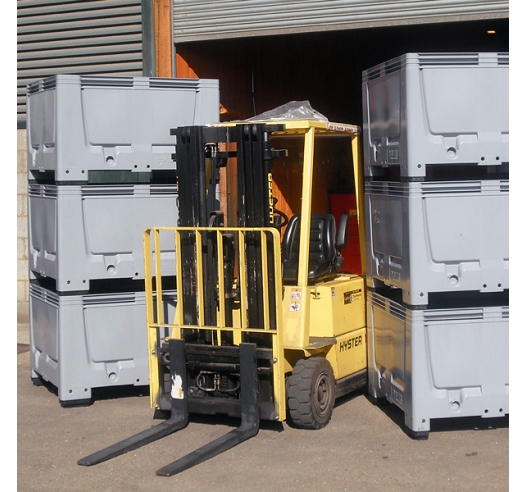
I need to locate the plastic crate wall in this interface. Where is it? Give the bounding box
[362,52,509,179]
[28,183,179,292]
[29,283,176,405]
[367,289,509,435]
[364,179,509,306]
[26,75,220,182]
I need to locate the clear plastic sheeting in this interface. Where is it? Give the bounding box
[245,101,329,123]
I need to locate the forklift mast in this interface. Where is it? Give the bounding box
[173,123,286,337]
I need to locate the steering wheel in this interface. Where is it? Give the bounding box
[272,197,289,230]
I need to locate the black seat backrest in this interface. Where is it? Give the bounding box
[282,214,348,284]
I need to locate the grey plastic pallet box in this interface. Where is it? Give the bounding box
[367,290,509,436]
[26,75,220,182]
[29,283,176,405]
[364,179,509,306]
[362,52,509,179]
[28,183,179,292]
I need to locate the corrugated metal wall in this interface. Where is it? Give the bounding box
[17,0,149,127]
[172,0,509,42]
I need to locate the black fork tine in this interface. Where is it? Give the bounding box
[78,338,188,466]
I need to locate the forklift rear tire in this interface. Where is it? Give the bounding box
[287,357,336,430]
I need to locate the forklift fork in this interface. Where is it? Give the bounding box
[77,338,189,466]
[156,341,259,476]
[78,340,259,477]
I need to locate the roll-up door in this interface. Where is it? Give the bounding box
[17,0,148,127]
[172,0,509,43]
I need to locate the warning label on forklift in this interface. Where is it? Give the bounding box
[290,290,302,301]
[290,302,301,312]
[290,290,301,311]
[344,289,362,304]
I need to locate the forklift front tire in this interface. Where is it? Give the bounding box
[287,357,336,430]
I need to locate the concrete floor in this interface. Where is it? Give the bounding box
[17,321,510,492]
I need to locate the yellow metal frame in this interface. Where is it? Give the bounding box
[144,226,286,420]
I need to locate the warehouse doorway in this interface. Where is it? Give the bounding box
[175,18,509,124]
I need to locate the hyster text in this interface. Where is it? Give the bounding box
[340,335,363,352]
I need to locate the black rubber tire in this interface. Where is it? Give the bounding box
[287,357,336,430]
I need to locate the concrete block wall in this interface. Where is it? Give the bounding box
[17,128,29,322]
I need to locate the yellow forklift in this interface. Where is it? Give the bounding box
[78,117,367,476]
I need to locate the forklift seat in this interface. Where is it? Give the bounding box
[281,214,349,284]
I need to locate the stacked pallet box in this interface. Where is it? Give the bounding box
[362,53,509,437]
[27,74,219,406]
